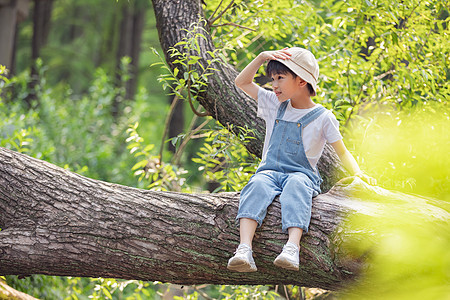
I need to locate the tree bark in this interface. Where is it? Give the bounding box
[0,148,448,289]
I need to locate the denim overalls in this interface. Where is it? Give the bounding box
[237,100,326,233]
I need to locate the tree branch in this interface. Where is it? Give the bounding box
[208,0,235,26]
[210,22,256,32]
[1,147,448,289]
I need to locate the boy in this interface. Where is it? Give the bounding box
[227,47,375,272]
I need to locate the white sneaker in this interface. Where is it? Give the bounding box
[273,242,299,271]
[227,244,257,272]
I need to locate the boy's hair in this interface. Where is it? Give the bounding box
[266,60,315,96]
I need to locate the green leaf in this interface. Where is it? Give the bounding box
[132,160,148,171]
[102,287,113,300]
[144,144,155,152]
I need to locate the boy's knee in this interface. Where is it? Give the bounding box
[287,173,312,187]
[251,172,273,184]
[243,172,276,192]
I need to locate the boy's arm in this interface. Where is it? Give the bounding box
[235,48,292,100]
[330,140,377,185]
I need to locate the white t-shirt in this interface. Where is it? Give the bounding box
[257,87,342,168]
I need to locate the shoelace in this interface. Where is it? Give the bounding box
[235,245,252,255]
[282,244,298,256]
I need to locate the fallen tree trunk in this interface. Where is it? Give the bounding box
[0,147,448,290]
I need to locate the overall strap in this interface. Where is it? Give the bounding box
[276,100,289,119]
[297,106,326,128]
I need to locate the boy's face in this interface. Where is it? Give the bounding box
[270,72,303,103]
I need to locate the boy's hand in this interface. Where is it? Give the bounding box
[355,171,377,186]
[260,48,292,62]
[234,47,292,100]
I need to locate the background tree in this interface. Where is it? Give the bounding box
[112,0,149,118]
[0,0,30,74]
[25,0,54,105]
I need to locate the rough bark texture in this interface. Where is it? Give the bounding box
[1,148,449,289]
[151,0,346,192]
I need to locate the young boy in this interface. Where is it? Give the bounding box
[227,47,376,272]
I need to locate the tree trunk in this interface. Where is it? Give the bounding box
[31,0,52,60]
[112,0,147,118]
[0,0,19,71]
[26,0,53,106]
[128,1,146,100]
[0,148,448,289]
[0,0,29,75]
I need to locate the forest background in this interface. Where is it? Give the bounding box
[0,0,449,299]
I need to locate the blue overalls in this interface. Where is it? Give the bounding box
[237,100,326,233]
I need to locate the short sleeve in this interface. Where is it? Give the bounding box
[322,111,343,143]
[257,87,279,120]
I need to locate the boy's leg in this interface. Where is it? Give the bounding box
[239,218,258,248]
[279,172,317,233]
[287,227,303,249]
[236,171,282,230]
[227,218,259,272]
[273,227,303,271]
[274,173,318,271]
[229,171,281,272]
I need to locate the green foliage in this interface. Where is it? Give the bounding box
[1,61,168,184]
[205,0,305,68]
[339,186,450,300]
[15,0,159,94]
[151,18,226,117]
[5,275,68,299]
[126,122,190,191]
[347,101,450,200]
[315,0,449,125]
[15,0,114,91]
[0,66,45,156]
[207,0,449,125]
[65,277,155,300]
[5,276,156,300]
[193,122,258,192]
[217,285,281,299]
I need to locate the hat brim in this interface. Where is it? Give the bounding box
[275,58,318,96]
